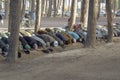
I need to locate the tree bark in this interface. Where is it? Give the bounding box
[68,0,71,11]
[21,0,26,20]
[85,0,98,48]
[45,0,48,16]
[113,0,116,17]
[47,0,52,17]
[30,0,35,19]
[35,0,42,33]
[42,0,46,17]
[80,0,89,28]
[53,0,57,17]
[4,0,10,19]
[57,0,62,10]
[106,0,113,42]
[119,0,120,9]
[69,0,77,30]
[7,0,21,63]
[97,0,101,20]
[62,0,65,17]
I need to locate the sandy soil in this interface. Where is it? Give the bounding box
[0,38,120,80]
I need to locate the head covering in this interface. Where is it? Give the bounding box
[45,28,53,33]
[52,41,58,47]
[33,43,38,49]
[24,44,31,50]
[73,38,76,43]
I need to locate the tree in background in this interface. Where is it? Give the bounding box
[30,0,36,19]
[106,0,113,42]
[47,0,52,17]
[42,0,46,17]
[57,0,62,11]
[68,0,71,11]
[53,0,57,17]
[62,0,65,17]
[69,0,77,30]
[80,0,89,28]
[97,0,101,20]
[119,0,120,9]
[85,0,98,47]
[21,0,26,20]
[4,0,10,19]
[7,0,21,63]
[35,0,42,33]
[112,0,117,17]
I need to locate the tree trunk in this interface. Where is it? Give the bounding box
[5,0,10,19]
[62,0,65,17]
[69,0,77,30]
[116,0,119,10]
[85,0,98,48]
[97,0,101,20]
[42,0,46,17]
[47,0,52,17]
[106,0,113,42]
[113,0,116,17]
[68,0,71,11]
[0,1,2,12]
[119,0,120,9]
[7,0,21,63]
[80,0,89,28]
[57,0,62,10]
[35,0,42,33]
[45,0,48,16]
[21,0,26,20]
[30,0,35,19]
[53,0,57,17]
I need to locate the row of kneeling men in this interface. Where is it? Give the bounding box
[0,28,85,58]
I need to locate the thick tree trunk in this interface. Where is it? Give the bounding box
[7,0,21,63]
[85,0,98,48]
[69,0,77,30]
[35,0,42,33]
[106,0,113,42]
[80,0,89,28]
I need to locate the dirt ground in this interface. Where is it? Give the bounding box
[0,38,120,80]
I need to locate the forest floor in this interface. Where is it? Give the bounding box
[0,37,120,80]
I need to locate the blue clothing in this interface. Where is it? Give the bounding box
[0,39,8,53]
[67,31,80,40]
[19,37,28,46]
[1,37,9,44]
[31,35,46,47]
[36,34,55,43]
[56,33,67,42]
[23,36,37,48]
